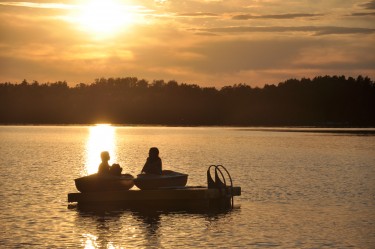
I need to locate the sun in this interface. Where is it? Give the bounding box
[75,0,135,37]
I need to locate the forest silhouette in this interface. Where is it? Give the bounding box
[0,75,374,126]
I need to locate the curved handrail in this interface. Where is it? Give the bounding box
[216,165,234,208]
[206,165,234,209]
[207,165,217,188]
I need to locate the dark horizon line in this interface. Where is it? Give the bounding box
[2,74,373,89]
[1,123,375,128]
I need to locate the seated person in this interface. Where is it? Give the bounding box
[98,151,111,175]
[141,147,162,175]
[109,163,122,176]
[98,151,122,176]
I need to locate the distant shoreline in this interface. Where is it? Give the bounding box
[0,124,375,135]
[0,122,223,127]
[1,76,374,126]
[240,127,375,135]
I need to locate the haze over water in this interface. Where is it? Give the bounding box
[1,126,374,248]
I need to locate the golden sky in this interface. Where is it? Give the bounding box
[0,0,374,87]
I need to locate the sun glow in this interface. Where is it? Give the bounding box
[84,124,117,175]
[75,0,136,37]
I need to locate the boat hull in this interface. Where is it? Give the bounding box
[74,174,134,193]
[134,170,188,190]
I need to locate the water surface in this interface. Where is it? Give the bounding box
[1,126,374,248]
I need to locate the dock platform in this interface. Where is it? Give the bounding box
[68,186,241,210]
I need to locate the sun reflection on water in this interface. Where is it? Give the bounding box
[84,124,117,175]
[82,233,98,249]
[82,233,122,249]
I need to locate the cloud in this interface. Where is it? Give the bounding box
[313,26,375,35]
[125,36,375,86]
[194,32,220,36]
[0,1,73,9]
[361,0,375,9]
[0,0,374,87]
[176,12,218,17]
[232,13,323,20]
[350,12,375,16]
[197,26,375,36]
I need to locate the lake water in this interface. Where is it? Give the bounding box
[1,126,375,248]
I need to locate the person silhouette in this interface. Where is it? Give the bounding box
[141,147,162,175]
[98,151,111,175]
[97,151,123,176]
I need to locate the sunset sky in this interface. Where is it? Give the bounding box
[1,0,374,87]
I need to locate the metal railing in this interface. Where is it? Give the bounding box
[207,165,234,208]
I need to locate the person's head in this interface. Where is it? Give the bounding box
[149,147,159,158]
[100,151,110,162]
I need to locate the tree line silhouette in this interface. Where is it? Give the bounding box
[0,75,374,126]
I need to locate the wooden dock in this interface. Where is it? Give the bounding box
[68,186,241,210]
